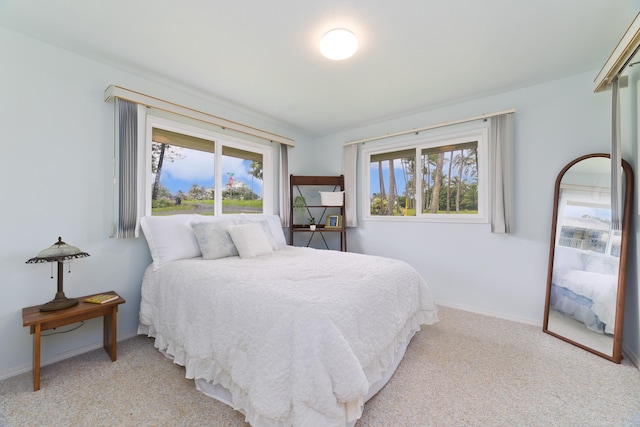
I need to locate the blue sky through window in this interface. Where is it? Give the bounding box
[157,148,263,196]
[369,162,408,195]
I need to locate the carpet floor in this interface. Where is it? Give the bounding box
[1,306,639,426]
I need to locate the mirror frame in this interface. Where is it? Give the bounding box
[543,153,634,363]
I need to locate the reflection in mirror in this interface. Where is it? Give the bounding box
[543,154,634,363]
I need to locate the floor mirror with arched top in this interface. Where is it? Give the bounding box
[543,153,634,363]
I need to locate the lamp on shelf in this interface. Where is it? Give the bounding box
[26,237,90,312]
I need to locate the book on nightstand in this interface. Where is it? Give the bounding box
[84,294,119,304]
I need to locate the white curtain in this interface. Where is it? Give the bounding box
[279,144,290,227]
[610,76,622,231]
[490,113,515,234]
[342,144,358,227]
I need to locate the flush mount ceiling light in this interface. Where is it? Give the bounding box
[320,28,358,60]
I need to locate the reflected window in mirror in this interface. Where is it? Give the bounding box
[557,197,618,256]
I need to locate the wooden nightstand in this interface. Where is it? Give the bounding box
[22,291,125,391]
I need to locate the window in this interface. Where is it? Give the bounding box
[370,149,416,216]
[363,125,488,223]
[145,116,273,216]
[557,193,620,257]
[421,141,478,215]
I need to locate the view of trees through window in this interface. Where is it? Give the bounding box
[151,136,264,216]
[370,149,416,216]
[369,141,479,216]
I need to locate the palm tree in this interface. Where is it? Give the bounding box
[386,159,397,215]
[401,157,416,213]
[249,161,263,200]
[453,149,469,213]
[249,161,263,180]
[422,153,439,213]
[446,150,454,213]
[151,142,183,200]
[429,152,444,213]
[152,143,166,201]
[378,161,386,214]
[454,148,478,212]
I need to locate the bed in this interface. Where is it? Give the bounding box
[137,214,439,426]
[550,245,619,334]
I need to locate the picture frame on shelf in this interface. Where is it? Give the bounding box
[325,214,342,229]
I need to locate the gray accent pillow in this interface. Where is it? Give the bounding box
[191,220,240,260]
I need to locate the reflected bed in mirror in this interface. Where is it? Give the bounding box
[543,153,634,363]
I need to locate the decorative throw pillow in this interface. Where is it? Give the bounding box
[191,220,240,260]
[227,222,274,259]
[218,214,287,247]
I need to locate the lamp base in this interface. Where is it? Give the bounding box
[39,296,79,312]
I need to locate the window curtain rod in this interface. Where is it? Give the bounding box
[594,11,640,93]
[104,85,295,146]
[343,108,516,146]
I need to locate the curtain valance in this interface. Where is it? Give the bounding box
[105,85,295,146]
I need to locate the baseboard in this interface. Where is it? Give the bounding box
[435,300,542,328]
[0,331,139,381]
[622,343,640,369]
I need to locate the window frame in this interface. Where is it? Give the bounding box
[361,122,489,223]
[143,114,274,216]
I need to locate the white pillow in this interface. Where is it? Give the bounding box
[140,214,285,268]
[255,215,287,247]
[581,251,619,275]
[220,214,287,247]
[552,246,585,281]
[227,222,274,259]
[140,214,203,270]
[191,220,240,260]
[253,220,280,251]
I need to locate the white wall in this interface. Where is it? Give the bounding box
[0,27,310,378]
[2,25,638,379]
[311,70,639,363]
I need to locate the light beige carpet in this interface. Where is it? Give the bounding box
[1,306,639,426]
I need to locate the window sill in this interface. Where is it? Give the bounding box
[364,215,488,224]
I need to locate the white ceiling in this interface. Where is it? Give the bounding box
[1,1,638,137]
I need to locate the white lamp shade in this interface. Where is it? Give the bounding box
[26,237,90,263]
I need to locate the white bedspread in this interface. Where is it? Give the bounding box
[138,246,438,426]
[559,269,618,334]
